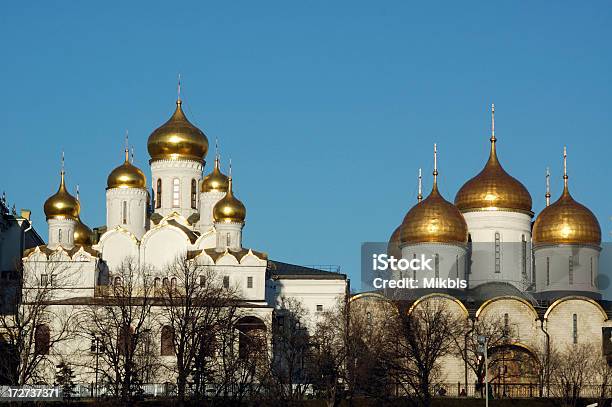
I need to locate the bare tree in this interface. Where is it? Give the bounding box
[265,297,312,402]
[0,256,77,385]
[550,343,596,407]
[386,299,463,407]
[157,256,240,400]
[453,314,516,396]
[79,257,157,402]
[593,355,612,407]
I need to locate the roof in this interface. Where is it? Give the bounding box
[23,244,99,258]
[186,248,268,262]
[268,260,346,280]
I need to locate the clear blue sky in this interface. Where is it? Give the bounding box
[1,2,611,293]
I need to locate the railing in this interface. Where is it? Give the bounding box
[438,382,612,399]
[304,265,342,273]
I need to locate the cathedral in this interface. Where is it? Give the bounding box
[13,96,611,392]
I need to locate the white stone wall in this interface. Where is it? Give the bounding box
[400,243,468,286]
[214,222,243,252]
[151,159,203,219]
[196,190,225,232]
[534,245,600,295]
[462,211,533,290]
[106,187,148,239]
[48,218,77,249]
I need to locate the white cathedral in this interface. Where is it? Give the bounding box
[21,93,347,383]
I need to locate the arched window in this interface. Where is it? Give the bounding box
[160,326,175,356]
[455,255,459,278]
[172,178,180,208]
[35,325,50,355]
[572,314,578,344]
[546,257,550,286]
[191,179,197,209]
[122,201,128,224]
[170,278,177,290]
[114,277,122,286]
[156,179,162,209]
[494,232,501,273]
[591,257,595,287]
[58,229,62,243]
[569,256,574,285]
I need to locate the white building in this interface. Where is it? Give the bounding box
[20,94,347,384]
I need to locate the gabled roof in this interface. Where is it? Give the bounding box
[268,260,346,280]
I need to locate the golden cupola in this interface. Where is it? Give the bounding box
[213,177,246,223]
[202,155,229,192]
[44,170,80,221]
[73,188,93,245]
[107,147,147,190]
[387,225,402,258]
[533,148,601,246]
[147,97,209,163]
[400,145,468,245]
[454,105,533,215]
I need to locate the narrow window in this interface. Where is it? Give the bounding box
[114,277,122,286]
[226,233,231,247]
[170,277,177,290]
[569,256,574,285]
[572,314,578,344]
[199,275,206,287]
[50,274,56,286]
[160,326,175,356]
[191,179,197,209]
[455,255,459,278]
[34,325,51,355]
[122,201,128,224]
[413,253,417,280]
[504,313,509,329]
[223,275,230,289]
[521,235,527,277]
[434,254,439,278]
[156,179,162,208]
[247,276,253,289]
[41,274,48,286]
[316,304,323,312]
[162,277,169,288]
[172,178,180,208]
[58,229,62,243]
[546,257,550,286]
[591,257,594,287]
[494,232,501,273]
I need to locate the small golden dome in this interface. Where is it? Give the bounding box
[533,150,601,246]
[107,149,147,189]
[213,178,246,223]
[454,106,532,215]
[387,225,402,258]
[74,217,93,245]
[147,100,209,162]
[202,156,229,192]
[400,146,468,245]
[44,171,80,220]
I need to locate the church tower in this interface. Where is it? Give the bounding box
[44,156,80,249]
[147,82,209,219]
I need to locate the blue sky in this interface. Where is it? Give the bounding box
[1,2,611,294]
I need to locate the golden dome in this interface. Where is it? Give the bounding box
[400,146,468,245]
[387,225,402,258]
[107,149,147,190]
[213,178,246,223]
[147,99,209,162]
[74,217,93,245]
[533,150,601,246]
[44,171,80,220]
[201,156,229,192]
[454,106,532,215]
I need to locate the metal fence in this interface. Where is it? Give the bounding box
[438,382,612,399]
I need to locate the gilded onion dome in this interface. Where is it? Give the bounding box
[533,148,601,246]
[454,105,532,215]
[74,217,93,245]
[400,145,468,244]
[107,148,147,189]
[44,170,80,220]
[147,99,209,162]
[213,177,246,223]
[202,155,229,192]
[387,225,402,258]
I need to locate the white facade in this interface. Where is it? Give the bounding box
[151,159,203,219]
[105,187,148,239]
[462,211,533,290]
